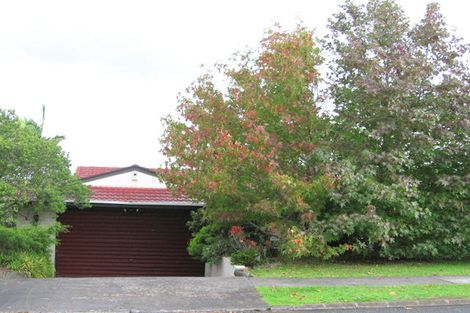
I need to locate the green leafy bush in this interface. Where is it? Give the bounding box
[187,210,277,265]
[187,224,232,264]
[0,225,58,277]
[1,253,54,278]
[231,248,261,267]
[0,225,57,254]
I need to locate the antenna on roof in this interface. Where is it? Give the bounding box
[40,104,46,136]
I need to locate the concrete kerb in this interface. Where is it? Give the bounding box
[268,298,470,311]
[148,298,470,313]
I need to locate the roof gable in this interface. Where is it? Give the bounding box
[77,165,157,181]
[73,165,199,206]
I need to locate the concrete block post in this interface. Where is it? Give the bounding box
[204,257,247,277]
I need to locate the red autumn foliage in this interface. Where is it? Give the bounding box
[229,225,243,236]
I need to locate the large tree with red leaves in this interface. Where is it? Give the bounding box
[158,27,333,263]
[159,0,469,263]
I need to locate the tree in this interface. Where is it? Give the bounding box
[0,109,89,226]
[160,1,469,263]
[325,0,469,259]
[158,26,335,262]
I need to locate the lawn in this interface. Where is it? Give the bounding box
[257,284,470,306]
[251,260,470,278]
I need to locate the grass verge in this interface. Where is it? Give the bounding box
[256,284,470,306]
[251,260,470,278]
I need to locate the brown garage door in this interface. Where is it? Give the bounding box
[56,206,204,277]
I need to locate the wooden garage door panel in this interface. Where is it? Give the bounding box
[56,207,204,277]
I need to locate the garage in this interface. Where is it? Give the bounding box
[55,165,205,277]
[56,206,204,277]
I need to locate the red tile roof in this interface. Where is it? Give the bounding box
[76,166,123,179]
[74,165,197,206]
[76,166,157,179]
[88,186,197,205]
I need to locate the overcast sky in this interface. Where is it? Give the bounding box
[1,0,468,170]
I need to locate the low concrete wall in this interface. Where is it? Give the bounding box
[205,257,246,277]
[0,269,28,279]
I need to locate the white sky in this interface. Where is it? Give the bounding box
[0,0,468,170]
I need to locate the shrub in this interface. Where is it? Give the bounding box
[0,225,57,255]
[187,224,232,264]
[0,225,58,277]
[2,253,54,278]
[231,248,261,267]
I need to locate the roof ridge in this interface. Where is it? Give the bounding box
[89,186,172,191]
[77,165,157,169]
[76,165,158,179]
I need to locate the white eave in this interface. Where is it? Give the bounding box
[65,199,204,207]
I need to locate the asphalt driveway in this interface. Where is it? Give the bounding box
[2,276,469,312]
[0,277,267,312]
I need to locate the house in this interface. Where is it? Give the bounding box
[54,164,205,277]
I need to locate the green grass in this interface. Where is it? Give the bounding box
[251,260,470,278]
[257,284,470,306]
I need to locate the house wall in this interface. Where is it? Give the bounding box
[16,210,57,266]
[84,170,165,188]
